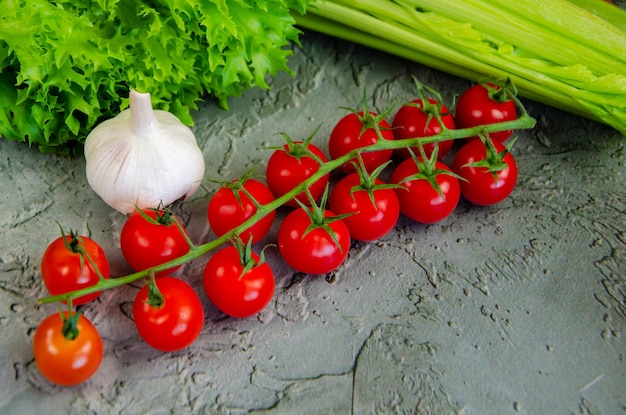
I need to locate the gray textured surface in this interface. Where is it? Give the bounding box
[1,31,625,415]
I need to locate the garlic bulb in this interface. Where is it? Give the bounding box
[84,90,205,214]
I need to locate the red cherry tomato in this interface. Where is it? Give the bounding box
[203,246,275,318]
[328,173,400,241]
[452,139,518,205]
[278,208,351,274]
[33,312,103,386]
[265,141,330,208]
[329,111,394,174]
[41,234,110,305]
[207,178,276,243]
[392,98,455,159]
[390,158,461,224]
[455,83,517,142]
[120,208,190,277]
[133,276,204,351]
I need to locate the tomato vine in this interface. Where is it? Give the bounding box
[37,89,535,306]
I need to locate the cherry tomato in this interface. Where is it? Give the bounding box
[133,276,204,351]
[392,98,455,159]
[452,139,518,205]
[329,111,394,174]
[278,207,351,274]
[265,141,329,208]
[390,158,461,224]
[120,208,190,277]
[207,178,276,243]
[33,312,103,386]
[203,246,275,318]
[328,173,400,241]
[41,234,110,305]
[455,83,517,142]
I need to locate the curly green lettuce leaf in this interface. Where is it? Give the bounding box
[0,0,312,155]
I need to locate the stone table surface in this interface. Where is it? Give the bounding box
[0,31,625,415]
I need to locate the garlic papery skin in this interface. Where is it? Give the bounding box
[84,90,205,215]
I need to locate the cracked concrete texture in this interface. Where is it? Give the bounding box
[1,30,625,415]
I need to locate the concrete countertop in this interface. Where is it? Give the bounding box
[0,30,624,415]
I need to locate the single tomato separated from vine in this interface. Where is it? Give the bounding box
[455,83,517,142]
[41,233,110,305]
[120,208,190,277]
[329,111,394,174]
[265,138,329,208]
[329,171,400,242]
[392,98,455,159]
[203,244,275,318]
[207,177,276,243]
[33,311,103,386]
[133,276,204,351]
[390,157,461,224]
[452,138,518,205]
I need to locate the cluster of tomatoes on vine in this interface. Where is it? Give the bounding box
[33,79,520,386]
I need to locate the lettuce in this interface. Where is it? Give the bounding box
[0,0,312,155]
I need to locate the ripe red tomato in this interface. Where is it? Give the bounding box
[33,312,103,386]
[120,208,190,277]
[265,141,329,208]
[328,172,400,241]
[203,246,275,318]
[390,158,461,224]
[329,111,394,174]
[133,276,204,351]
[392,98,455,159]
[278,207,351,274]
[454,83,517,142]
[41,234,110,305]
[207,178,276,243]
[452,139,518,205]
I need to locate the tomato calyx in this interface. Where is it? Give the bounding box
[349,156,403,209]
[463,133,518,182]
[269,124,326,164]
[482,78,517,104]
[297,186,353,254]
[231,236,274,280]
[135,201,177,227]
[397,144,463,199]
[208,167,263,210]
[404,78,453,135]
[57,223,108,283]
[341,89,395,141]
[61,229,83,254]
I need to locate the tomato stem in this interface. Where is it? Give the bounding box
[37,91,536,305]
[146,271,165,308]
[60,300,80,340]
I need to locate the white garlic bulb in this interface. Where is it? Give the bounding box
[84,90,205,214]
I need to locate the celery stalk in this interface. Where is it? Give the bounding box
[566,0,626,33]
[295,11,592,120]
[295,0,626,135]
[404,0,626,75]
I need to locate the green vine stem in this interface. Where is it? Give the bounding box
[37,100,535,305]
